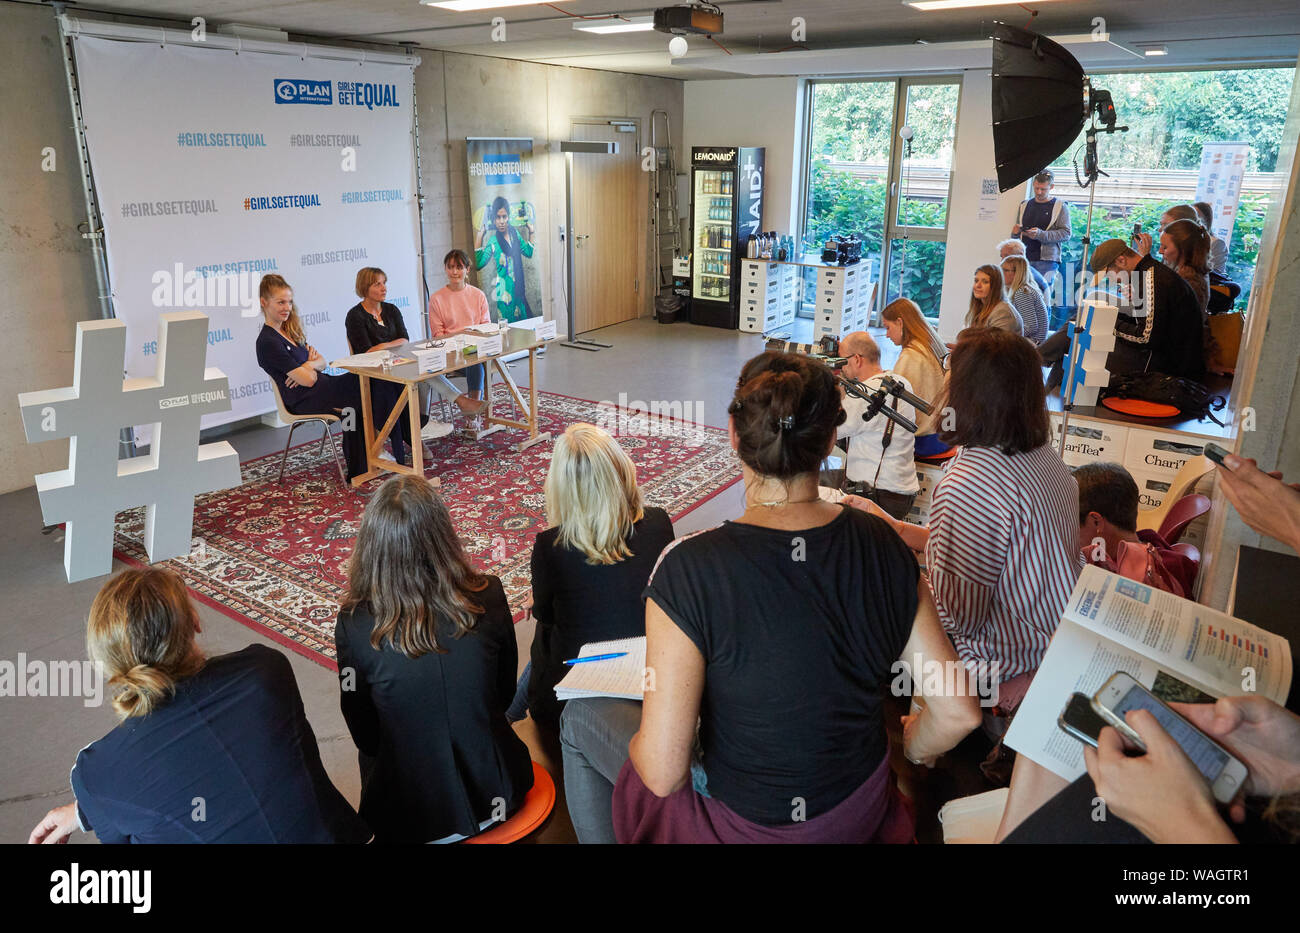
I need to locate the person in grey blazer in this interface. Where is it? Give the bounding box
[1011,170,1073,289]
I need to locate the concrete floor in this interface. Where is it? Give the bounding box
[5,314,915,844]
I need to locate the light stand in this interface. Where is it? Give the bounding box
[895,126,914,311]
[1057,80,1126,455]
[560,139,618,351]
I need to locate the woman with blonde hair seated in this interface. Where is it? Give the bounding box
[880,297,949,458]
[1000,254,1049,345]
[335,474,533,843]
[28,568,368,844]
[519,422,674,732]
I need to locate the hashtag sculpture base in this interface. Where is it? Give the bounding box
[18,312,242,582]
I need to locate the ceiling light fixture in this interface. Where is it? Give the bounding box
[573,16,656,34]
[421,0,544,12]
[1138,43,1169,56]
[903,0,1068,11]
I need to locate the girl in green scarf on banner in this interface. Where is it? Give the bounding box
[475,196,535,324]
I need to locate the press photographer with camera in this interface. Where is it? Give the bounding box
[836,332,920,521]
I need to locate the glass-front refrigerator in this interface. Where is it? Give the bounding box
[689,146,764,329]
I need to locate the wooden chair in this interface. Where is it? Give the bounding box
[268,380,346,486]
[462,761,556,844]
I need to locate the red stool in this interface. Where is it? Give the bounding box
[463,761,556,844]
[916,447,958,466]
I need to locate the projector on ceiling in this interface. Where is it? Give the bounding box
[653,4,723,37]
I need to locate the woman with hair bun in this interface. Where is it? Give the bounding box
[559,351,980,844]
[27,567,368,844]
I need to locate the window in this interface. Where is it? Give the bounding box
[1044,67,1295,313]
[800,76,961,323]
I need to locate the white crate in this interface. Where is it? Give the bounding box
[1049,415,1130,469]
[1132,470,1175,512]
[1124,429,1208,480]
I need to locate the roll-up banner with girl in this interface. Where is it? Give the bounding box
[465,138,542,326]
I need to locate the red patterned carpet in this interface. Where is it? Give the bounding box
[113,389,740,669]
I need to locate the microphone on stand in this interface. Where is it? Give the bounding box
[837,375,920,435]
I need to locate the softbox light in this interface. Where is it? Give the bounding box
[991,23,1087,193]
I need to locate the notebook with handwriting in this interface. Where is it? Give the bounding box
[554,637,646,701]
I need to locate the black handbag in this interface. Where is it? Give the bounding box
[1102,372,1227,425]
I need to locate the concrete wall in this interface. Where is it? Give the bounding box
[0,2,682,495]
[417,52,684,335]
[0,2,101,497]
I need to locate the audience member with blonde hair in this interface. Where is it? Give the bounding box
[880,297,949,458]
[28,567,367,844]
[335,474,533,843]
[517,423,674,732]
[1000,254,1049,345]
[1193,201,1229,274]
[255,273,371,480]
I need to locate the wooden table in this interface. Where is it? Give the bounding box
[337,327,553,488]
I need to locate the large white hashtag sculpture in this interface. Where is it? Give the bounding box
[18,311,241,582]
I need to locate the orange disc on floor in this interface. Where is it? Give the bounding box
[1101,396,1181,418]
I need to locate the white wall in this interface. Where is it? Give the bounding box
[936,69,1026,341]
[683,77,804,235]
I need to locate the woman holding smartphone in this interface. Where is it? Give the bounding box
[474,196,535,324]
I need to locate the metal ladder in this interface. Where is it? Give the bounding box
[650,110,681,288]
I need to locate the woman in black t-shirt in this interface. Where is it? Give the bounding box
[522,423,674,731]
[559,351,981,843]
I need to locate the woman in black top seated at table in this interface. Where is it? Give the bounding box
[335,475,534,843]
[523,423,674,732]
[255,273,369,481]
[559,351,982,843]
[344,266,445,465]
[26,567,369,844]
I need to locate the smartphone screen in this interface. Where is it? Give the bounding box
[1110,686,1229,782]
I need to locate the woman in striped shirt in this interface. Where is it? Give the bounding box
[846,328,1082,693]
[1000,254,1049,345]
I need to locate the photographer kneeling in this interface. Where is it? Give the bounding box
[837,332,920,521]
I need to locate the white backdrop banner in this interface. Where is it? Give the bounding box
[1194,142,1250,253]
[70,36,422,434]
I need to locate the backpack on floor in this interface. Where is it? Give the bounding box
[1102,372,1227,425]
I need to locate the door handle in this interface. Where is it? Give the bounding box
[574,233,590,248]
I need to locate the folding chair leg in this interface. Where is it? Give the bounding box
[278,421,301,485]
[323,420,346,486]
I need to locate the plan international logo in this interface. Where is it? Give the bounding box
[274,78,333,105]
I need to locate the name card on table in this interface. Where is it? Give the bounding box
[477,334,503,357]
[536,320,557,341]
[413,346,446,373]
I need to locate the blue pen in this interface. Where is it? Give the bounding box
[562,652,629,665]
